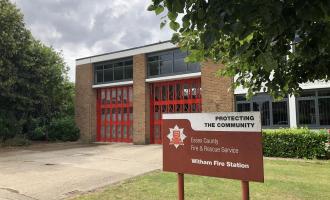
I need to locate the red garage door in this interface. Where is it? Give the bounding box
[150,78,202,144]
[97,86,133,142]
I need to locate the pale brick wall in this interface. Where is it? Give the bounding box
[132,54,150,144]
[201,61,234,112]
[75,63,97,142]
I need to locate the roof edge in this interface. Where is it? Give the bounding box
[76,40,172,61]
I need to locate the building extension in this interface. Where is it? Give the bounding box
[75,41,330,144]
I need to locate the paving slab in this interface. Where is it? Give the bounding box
[0,143,162,200]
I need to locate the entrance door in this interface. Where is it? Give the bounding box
[96,86,133,142]
[150,78,202,144]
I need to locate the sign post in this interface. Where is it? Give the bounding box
[162,112,264,200]
[241,181,249,200]
[178,173,184,200]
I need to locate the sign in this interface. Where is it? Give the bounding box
[162,112,264,182]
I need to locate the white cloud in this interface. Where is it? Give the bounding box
[11,0,173,82]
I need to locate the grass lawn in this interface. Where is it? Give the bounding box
[74,159,330,200]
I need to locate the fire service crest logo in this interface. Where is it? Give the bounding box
[167,125,186,149]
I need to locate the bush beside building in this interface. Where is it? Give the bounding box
[262,128,329,159]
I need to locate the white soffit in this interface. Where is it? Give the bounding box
[145,72,201,83]
[76,41,176,66]
[92,81,133,88]
[234,80,330,94]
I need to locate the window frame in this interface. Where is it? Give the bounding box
[235,93,290,128]
[147,48,201,78]
[296,89,330,128]
[93,57,133,85]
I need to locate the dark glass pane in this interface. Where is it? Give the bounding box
[176,84,181,100]
[107,109,110,121]
[160,52,172,60]
[106,125,110,139]
[123,108,128,121]
[111,90,116,104]
[124,65,133,79]
[162,85,167,100]
[112,125,116,138]
[300,91,316,97]
[104,68,113,82]
[148,56,159,62]
[125,60,133,66]
[112,108,116,122]
[114,62,123,67]
[169,85,174,100]
[106,89,110,103]
[114,67,124,80]
[187,62,201,72]
[253,101,270,126]
[101,109,105,120]
[104,64,112,69]
[117,88,122,104]
[154,105,160,120]
[318,90,330,97]
[123,88,127,103]
[160,60,172,74]
[237,103,250,112]
[95,65,103,70]
[117,125,121,138]
[298,99,316,125]
[174,58,187,73]
[236,95,247,101]
[173,49,187,59]
[154,86,160,101]
[272,101,288,125]
[95,70,103,83]
[319,98,330,125]
[148,62,159,76]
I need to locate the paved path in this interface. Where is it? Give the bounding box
[0,142,162,200]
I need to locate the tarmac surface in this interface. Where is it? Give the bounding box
[0,142,162,200]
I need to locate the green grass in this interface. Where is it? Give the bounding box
[74,159,330,200]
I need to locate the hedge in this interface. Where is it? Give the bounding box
[262,128,329,159]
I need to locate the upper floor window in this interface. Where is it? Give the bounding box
[235,93,289,127]
[94,58,133,84]
[147,49,200,77]
[296,89,330,127]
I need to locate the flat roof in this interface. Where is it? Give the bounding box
[76,40,177,66]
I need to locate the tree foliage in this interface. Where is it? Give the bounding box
[0,0,75,141]
[148,0,330,98]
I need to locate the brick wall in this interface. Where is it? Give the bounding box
[201,61,234,112]
[75,63,97,142]
[132,54,150,144]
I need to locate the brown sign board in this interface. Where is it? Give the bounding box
[162,112,264,182]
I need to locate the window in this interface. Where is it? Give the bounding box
[94,57,133,84]
[296,89,330,127]
[147,49,200,77]
[235,93,289,127]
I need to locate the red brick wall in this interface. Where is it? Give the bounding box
[75,63,97,142]
[201,61,234,112]
[132,54,150,144]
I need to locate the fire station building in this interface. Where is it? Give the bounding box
[75,41,330,144]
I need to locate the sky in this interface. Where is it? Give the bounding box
[11,0,173,82]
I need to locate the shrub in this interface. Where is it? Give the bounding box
[262,128,329,159]
[2,134,31,147]
[48,116,80,141]
[31,126,47,141]
[0,111,23,142]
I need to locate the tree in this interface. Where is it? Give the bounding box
[0,0,73,141]
[148,0,330,98]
